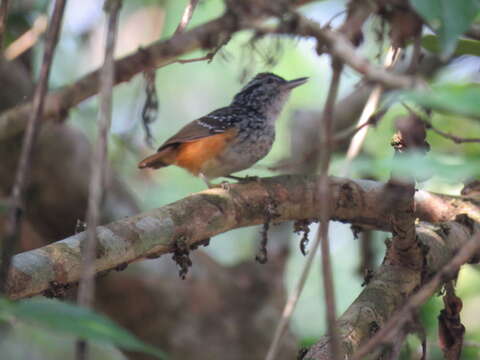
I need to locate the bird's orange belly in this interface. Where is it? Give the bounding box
[174,129,238,176]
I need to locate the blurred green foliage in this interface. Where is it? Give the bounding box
[400,83,480,119]
[421,35,480,57]
[409,0,480,57]
[5,0,480,358]
[0,297,166,359]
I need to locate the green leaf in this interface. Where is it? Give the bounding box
[0,298,167,359]
[409,0,480,58]
[421,34,480,57]
[399,83,480,119]
[351,153,480,183]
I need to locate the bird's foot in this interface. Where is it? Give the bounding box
[200,173,232,190]
[220,181,231,191]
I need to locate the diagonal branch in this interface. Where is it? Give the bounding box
[0,14,236,142]
[174,0,200,35]
[351,230,480,360]
[0,0,324,143]
[5,175,480,300]
[306,217,480,360]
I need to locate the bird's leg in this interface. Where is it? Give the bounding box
[199,173,214,189]
[200,173,232,191]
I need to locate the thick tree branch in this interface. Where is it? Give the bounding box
[306,218,480,360]
[5,175,480,300]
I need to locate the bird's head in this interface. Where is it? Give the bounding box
[231,72,308,118]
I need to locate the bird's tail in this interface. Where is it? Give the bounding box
[138,146,177,169]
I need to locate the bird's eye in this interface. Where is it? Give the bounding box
[267,78,274,84]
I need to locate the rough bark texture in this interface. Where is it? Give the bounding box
[6,175,480,300]
[305,218,480,359]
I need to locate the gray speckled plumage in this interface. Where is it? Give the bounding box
[139,72,307,185]
[196,73,307,179]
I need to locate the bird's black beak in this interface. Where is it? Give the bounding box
[284,77,309,89]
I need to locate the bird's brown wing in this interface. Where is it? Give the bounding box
[158,114,230,151]
[138,112,234,169]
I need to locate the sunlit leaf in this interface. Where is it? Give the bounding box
[409,0,480,58]
[399,83,480,119]
[0,298,167,359]
[421,34,480,57]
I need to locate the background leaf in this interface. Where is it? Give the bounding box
[421,34,480,57]
[0,298,167,359]
[399,83,480,119]
[409,0,480,57]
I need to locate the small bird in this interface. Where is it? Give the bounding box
[138,72,308,187]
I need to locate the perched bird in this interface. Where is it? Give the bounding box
[138,72,308,187]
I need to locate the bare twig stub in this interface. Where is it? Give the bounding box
[258,14,417,89]
[76,1,121,359]
[425,120,480,144]
[0,0,66,293]
[174,0,200,35]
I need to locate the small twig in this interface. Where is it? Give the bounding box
[352,232,480,360]
[357,229,374,278]
[0,0,9,49]
[0,0,66,294]
[166,34,231,66]
[258,15,416,89]
[174,0,200,35]
[402,103,480,144]
[315,58,343,360]
[340,47,401,177]
[265,58,343,360]
[5,15,48,60]
[426,121,480,144]
[76,0,121,359]
[332,117,375,142]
